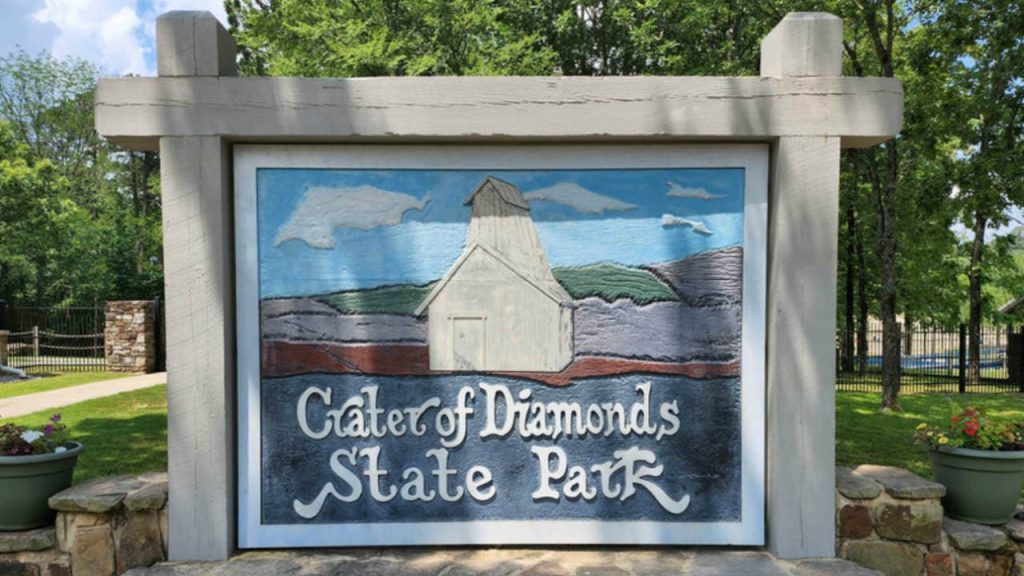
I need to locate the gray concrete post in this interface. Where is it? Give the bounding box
[762,13,843,559]
[157,12,237,77]
[157,12,237,561]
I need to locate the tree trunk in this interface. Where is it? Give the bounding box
[878,143,901,411]
[856,221,869,375]
[967,210,987,384]
[850,0,900,409]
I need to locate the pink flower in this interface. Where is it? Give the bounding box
[44,424,53,435]
[50,414,61,423]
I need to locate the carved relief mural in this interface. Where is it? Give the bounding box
[247,155,764,545]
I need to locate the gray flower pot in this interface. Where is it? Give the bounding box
[929,446,1024,525]
[0,442,83,531]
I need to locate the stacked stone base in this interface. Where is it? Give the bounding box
[837,465,1024,576]
[104,301,157,373]
[0,473,168,576]
[0,528,68,576]
[3,465,1020,574]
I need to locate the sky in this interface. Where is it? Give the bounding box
[0,0,228,76]
[256,168,747,298]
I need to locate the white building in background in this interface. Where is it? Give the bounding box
[415,177,574,372]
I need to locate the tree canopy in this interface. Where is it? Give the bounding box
[0,51,162,307]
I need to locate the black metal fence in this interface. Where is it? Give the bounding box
[0,301,106,373]
[153,296,166,372]
[837,323,1024,394]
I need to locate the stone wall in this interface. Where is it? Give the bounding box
[0,473,168,576]
[837,465,1024,576]
[105,301,156,373]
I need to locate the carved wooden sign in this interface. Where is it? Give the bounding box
[235,144,767,547]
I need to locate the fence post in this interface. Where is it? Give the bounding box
[1009,329,1023,393]
[0,300,6,330]
[958,323,967,394]
[0,330,8,366]
[153,296,166,372]
[896,322,903,384]
[1018,326,1024,394]
[903,322,912,356]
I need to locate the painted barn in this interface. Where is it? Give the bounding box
[415,177,574,372]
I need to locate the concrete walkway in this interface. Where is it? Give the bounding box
[0,372,166,418]
[126,550,879,576]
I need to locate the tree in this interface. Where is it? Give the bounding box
[834,0,908,410]
[0,51,103,209]
[0,52,164,306]
[225,0,790,78]
[916,0,1024,384]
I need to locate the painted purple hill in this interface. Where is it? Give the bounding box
[643,246,743,307]
[574,298,740,362]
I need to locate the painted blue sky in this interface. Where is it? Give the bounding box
[257,168,746,298]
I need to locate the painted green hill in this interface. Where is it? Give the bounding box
[553,263,678,305]
[313,262,676,314]
[317,283,435,315]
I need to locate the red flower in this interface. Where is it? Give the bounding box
[965,421,980,437]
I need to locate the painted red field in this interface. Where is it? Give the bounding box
[262,341,740,386]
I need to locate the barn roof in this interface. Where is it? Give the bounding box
[464,176,530,210]
[414,241,572,316]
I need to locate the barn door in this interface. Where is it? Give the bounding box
[451,316,485,370]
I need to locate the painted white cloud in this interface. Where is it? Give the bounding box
[523,182,636,214]
[661,214,713,236]
[28,0,229,76]
[275,186,431,249]
[666,182,726,201]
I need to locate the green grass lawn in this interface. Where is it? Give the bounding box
[0,385,167,482]
[836,391,1024,503]
[0,371,133,400]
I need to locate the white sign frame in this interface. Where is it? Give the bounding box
[234,143,768,548]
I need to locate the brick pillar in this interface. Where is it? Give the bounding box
[104,301,157,373]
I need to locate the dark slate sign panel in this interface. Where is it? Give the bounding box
[260,374,741,524]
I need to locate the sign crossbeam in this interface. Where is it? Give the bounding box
[96,75,902,151]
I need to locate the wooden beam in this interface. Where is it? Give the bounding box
[95,75,902,151]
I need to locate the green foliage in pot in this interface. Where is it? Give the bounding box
[914,404,1024,452]
[0,413,71,456]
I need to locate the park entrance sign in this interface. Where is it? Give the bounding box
[234,145,767,546]
[94,9,902,561]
